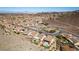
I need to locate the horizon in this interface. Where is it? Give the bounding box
[0,7,79,13]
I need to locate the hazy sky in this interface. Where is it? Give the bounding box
[0,7,79,13]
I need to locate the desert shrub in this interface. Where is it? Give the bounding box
[41,22,48,26]
[14,31,20,34]
[0,24,5,29]
[32,38,40,45]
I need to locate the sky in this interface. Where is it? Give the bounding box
[0,7,79,13]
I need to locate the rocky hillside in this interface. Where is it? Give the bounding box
[0,11,79,35]
[58,11,79,27]
[0,11,79,51]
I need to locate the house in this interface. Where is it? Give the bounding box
[38,34,46,46]
[38,34,57,51]
[61,33,73,39]
[74,42,79,49]
[28,31,39,38]
[48,36,57,51]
